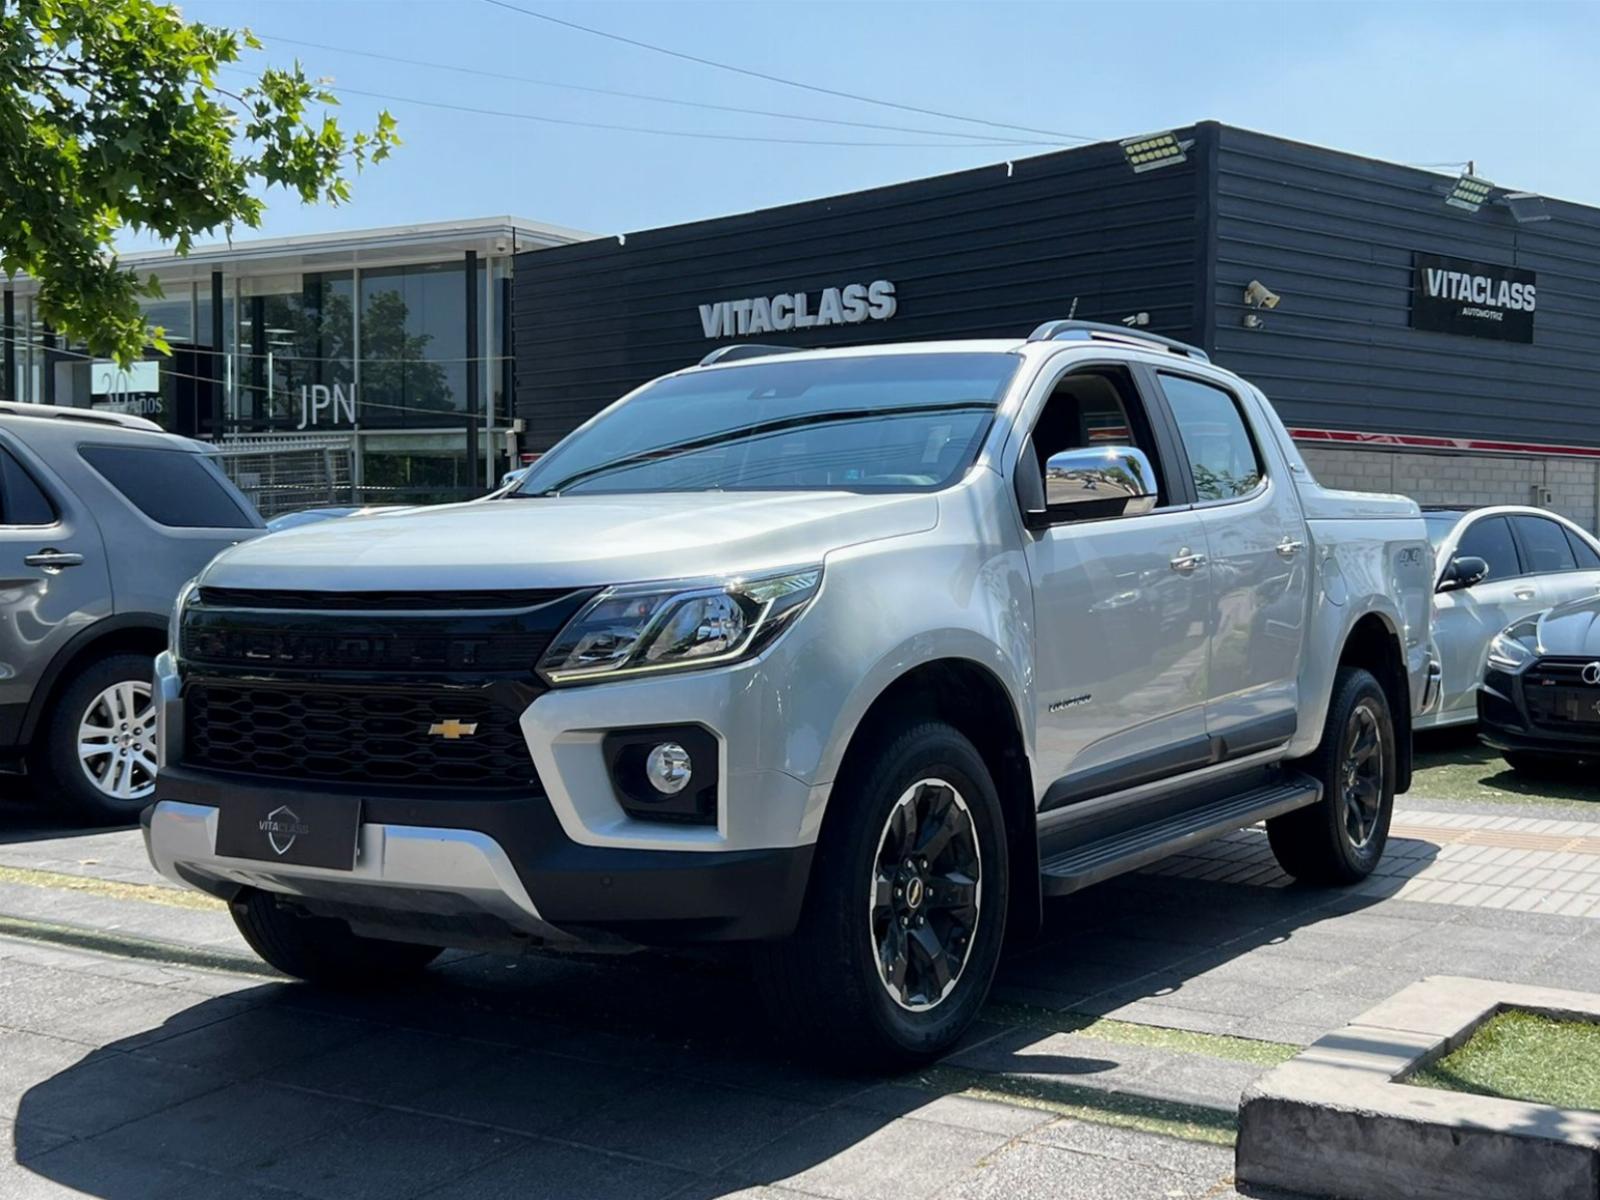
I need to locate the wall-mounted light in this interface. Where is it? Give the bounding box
[1499,192,1551,224]
[1120,131,1193,173]
[1445,173,1494,212]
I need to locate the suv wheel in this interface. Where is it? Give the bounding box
[231,890,443,985]
[754,720,1008,1071]
[39,652,159,825]
[1268,666,1396,884]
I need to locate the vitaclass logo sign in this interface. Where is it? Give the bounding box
[1412,252,1536,343]
[699,280,897,339]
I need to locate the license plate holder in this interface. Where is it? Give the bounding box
[214,789,361,870]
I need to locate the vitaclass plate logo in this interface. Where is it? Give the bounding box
[259,805,310,856]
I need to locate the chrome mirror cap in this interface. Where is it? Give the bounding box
[1042,445,1158,516]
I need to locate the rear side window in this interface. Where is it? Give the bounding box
[1514,515,1577,574]
[0,446,56,526]
[79,445,255,529]
[1456,515,1521,581]
[1566,528,1600,569]
[1160,375,1264,502]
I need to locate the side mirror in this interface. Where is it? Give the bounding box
[1024,445,1157,529]
[1438,554,1490,593]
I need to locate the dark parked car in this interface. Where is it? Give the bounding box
[0,404,264,822]
[1478,593,1600,773]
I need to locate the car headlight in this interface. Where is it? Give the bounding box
[169,578,199,665]
[1486,625,1537,671]
[538,567,822,685]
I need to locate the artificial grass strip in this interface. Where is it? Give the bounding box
[1410,1009,1600,1112]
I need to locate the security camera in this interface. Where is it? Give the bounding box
[1243,280,1281,310]
[494,238,509,254]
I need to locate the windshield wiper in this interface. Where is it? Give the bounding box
[531,401,993,496]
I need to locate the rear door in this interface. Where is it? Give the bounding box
[0,433,111,742]
[1434,514,1534,722]
[1155,371,1310,754]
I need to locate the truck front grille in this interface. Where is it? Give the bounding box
[184,681,538,789]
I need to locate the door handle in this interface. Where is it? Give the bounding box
[1512,587,1537,601]
[24,549,84,572]
[1170,548,1207,573]
[1277,537,1305,558]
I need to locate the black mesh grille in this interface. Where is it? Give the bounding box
[184,682,537,789]
[197,586,571,612]
[1524,659,1600,731]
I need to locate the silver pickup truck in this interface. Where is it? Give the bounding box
[144,321,1439,1067]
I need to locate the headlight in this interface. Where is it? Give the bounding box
[538,567,821,685]
[1486,626,1536,671]
[169,578,199,665]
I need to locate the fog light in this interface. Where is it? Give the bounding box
[645,742,692,795]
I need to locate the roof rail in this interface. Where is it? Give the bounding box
[698,344,803,367]
[1027,320,1209,363]
[0,402,163,432]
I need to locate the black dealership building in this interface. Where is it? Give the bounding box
[514,121,1600,531]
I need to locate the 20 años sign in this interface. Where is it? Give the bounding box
[1412,253,1536,343]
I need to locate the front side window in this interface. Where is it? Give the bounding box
[1160,374,1264,502]
[1027,366,1168,505]
[517,353,1019,496]
[1456,515,1521,582]
[80,445,257,529]
[1514,515,1577,574]
[0,446,55,526]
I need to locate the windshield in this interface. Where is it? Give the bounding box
[517,353,1019,496]
[1423,511,1463,551]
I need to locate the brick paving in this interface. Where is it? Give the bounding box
[1148,807,1600,918]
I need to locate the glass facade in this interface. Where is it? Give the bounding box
[1,229,535,503]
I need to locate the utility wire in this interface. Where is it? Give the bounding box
[258,33,1067,145]
[479,0,1095,144]
[322,82,1050,148]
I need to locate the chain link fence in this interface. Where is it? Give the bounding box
[210,435,356,519]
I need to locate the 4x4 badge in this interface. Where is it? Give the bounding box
[1582,662,1600,686]
[259,805,308,856]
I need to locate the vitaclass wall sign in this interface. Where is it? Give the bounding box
[1412,253,1536,343]
[698,280,897,339]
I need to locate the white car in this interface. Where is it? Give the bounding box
[1420,504,1600,729]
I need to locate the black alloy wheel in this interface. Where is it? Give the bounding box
[870,777,982,1011]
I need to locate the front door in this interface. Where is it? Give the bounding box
[1434,513,1536,722]
[0,435,111,741]
[1020,365,1212,806]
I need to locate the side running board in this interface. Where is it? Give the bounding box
[1039,776,1322,897]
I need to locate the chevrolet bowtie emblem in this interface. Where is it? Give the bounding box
[429,719,479,740]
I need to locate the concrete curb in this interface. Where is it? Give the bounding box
[1235,975,1600,1200]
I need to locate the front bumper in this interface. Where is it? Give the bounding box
[144,765,814,948]
[1477,668,1600,761]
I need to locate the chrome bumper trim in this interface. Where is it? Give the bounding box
[144,800,563,938]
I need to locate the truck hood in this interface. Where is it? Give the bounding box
[199,491,938,591]
[1533,595,1600,657]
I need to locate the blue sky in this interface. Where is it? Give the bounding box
[154,0,1597,246]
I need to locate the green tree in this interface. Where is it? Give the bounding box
[0,0,397,363]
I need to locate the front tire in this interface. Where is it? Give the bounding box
[231,890,443,985]
[38,652,159,826]
[754,721,1008,1072]
[1268,666,1396,885]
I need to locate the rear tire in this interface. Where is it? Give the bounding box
[38,652,159,826]
[231,890,443,985]
[1268,666,1396,885]
[753,720,1008,1072]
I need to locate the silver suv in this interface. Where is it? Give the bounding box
[0,404,263,822]
[145,323,1437,1066]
